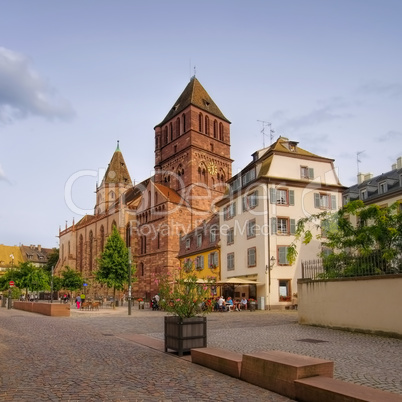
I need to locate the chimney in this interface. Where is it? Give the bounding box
[357,172,365,184]
[392,163,397,170]
[397,156,402,169]
[364,173,373,181]
[38,245,41,252]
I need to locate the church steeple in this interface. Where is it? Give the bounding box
[95,142,133,215]
[154,77,232,211]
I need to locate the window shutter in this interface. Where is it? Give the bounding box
[331,195,337,210]
[308,168,314,179]
[242,196,247,211]
[232,202,237,217]
[289,190,295,206]
[278,247,287,264]
[254,190,259,206]
[271,217,277,234]
[290,219,296,235]
[314,193,320,208]
[270,188,276,204]
[214,252,218,266]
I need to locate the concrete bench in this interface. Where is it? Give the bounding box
[191,347,243,378]
[240,350,334,399]
[295,375,402,402]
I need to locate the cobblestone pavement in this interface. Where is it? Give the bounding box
[0,306,401,401]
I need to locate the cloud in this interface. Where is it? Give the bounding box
[375,130,402,142]
[357,81,402,99]
[274,98,354,133]
[0,163,11,184]
[0,47,75,123]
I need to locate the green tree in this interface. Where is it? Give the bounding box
[14,262,36,297]
[95,226,130,308]
[61,266,83,293]
[44,248,59,273]
[288,200,402,275]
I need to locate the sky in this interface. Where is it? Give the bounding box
[1,0,401,248]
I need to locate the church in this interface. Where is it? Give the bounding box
[55,77,233,299]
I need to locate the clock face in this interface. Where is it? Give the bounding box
[207,162,217,175]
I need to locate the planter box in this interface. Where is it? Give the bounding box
[164,316,207,356]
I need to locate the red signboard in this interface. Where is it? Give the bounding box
[9,281,15,287]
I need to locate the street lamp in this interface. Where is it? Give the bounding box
[266,256,276,310]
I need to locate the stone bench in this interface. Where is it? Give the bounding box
[191,347,243,378]
[240,350,334,399]
[295,375,402,402]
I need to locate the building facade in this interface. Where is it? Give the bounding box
[177,213,221,297]
[216,137,346,309]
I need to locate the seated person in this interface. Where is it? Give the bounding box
[226,296,234,311]
[217,296,226,312]
[240,297,248,310]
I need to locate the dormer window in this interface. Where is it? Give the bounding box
[378,181,387,194]
[185,238,191,250]
[360,189,368,200]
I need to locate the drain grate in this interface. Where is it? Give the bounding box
[296,338,328,343]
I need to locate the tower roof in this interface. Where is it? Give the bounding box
[156,77,230,127]
[102,141,132,185]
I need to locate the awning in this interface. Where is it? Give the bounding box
[216,277,261,285]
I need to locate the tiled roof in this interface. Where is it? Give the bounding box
[154,183,185,204]
[0,245,24,268]
[156,77,230,127]
[19,245,51,264]
[102,142,132,185]
[345,168,402,203]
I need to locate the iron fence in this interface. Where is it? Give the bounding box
[301,254,402,280]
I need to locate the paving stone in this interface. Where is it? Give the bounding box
[0,307,401,401]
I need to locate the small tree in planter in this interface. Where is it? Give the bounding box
[155,266,216,356]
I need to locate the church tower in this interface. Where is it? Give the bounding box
[94,141,132,215]
[154,77,232,212]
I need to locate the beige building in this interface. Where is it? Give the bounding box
[216,137,346,309]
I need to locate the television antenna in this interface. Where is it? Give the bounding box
[257,120,273,148]
[356,150,365,175]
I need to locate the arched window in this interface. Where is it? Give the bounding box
[205,116,210,135]
[182,113,186,134]
[100,225,105,252]
[109,190,115,200]
[169,122,173,141]
[126,223,131,247]
[148,191,151,208]
[68,241,70,256]
[176,165,184,190]
[213,120,218,138]
[219,123,224,141]
[176,117,180,138]
[155,191,158,205]
[164,127,168,144]
[89,230,93,272]
[140,262,144,276]
[199,113,203,132]
[112,220,117,230]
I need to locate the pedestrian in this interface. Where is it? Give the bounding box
[81,293,86,305]
[76,294,82,309]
